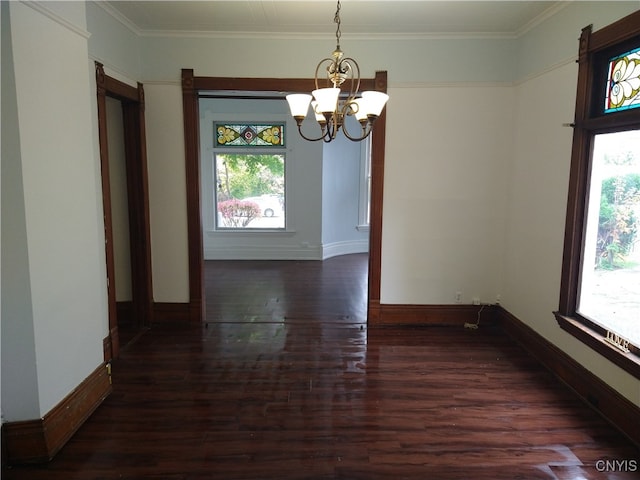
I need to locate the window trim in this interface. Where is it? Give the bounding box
[212,150,287,231]
[198,107,292,234]
[555,10,640,379]
[357,135,372,231]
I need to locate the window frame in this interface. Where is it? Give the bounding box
[212,149,287,231]
[357,135,372,232]
[555,10,640,379]
[198,108,291,234]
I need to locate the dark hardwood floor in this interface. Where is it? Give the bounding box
[4,254,639,479]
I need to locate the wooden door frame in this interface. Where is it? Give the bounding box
[181,70,387,323]
[96,62,154,360]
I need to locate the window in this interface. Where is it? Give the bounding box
[578,131,640,346]
[358,136,372,230]
[604,46,640,114]
[556,11,640,378]
[212,123,286,230]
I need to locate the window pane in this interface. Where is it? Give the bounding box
[215,153,285,229]
[215,123,285,147]
[578,130,640,346]
[604,46,640,113]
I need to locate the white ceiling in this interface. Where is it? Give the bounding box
[103,1,564,38]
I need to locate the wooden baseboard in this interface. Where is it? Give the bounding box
[2,363,112,465]
[103,332,113,363]
[370,302,498,327]
[153,302,191,323]
[116,301,134,325]
[496,306,640,446]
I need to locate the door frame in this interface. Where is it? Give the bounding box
[180,70,387,323]
[96,62,153,360]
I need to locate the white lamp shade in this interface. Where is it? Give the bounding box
[311,101,326,123]
[351,98,369,122]
[286,94,312,118]
[361,91,389,116]
[312,87,340,113]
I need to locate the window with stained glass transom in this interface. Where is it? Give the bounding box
[211,121,287,230]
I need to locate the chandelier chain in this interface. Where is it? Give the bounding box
[334,0,342,50]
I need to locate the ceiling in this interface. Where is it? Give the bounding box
[103,1,564,38]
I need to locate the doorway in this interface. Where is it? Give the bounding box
[180,71,387,323]
[95,62,153,360]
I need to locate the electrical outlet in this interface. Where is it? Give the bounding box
[472,297,480,305]
[455,291,462,303]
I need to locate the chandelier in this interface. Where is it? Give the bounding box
[286,0,388,143]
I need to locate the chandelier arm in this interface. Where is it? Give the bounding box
[341,117,372,142]
[342,95,359,118]
[340,98,370,142]
[295,122,330,142]
[315,57,337,89]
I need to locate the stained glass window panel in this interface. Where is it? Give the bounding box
[215,123,285,147]
[604,46,640,113]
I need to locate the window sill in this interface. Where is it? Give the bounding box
[554,312,640,379]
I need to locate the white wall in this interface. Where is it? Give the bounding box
[381,85,512,305]
[139,35,515,85]
[1,1,107,419]
[144,84,190,303]
[504,62,575,332]
[322,130,369,258]
[1,0,40,420]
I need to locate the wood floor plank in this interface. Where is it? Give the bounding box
[4,255,638,479]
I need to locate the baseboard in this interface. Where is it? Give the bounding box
[153,302,191,323]
[321,240,368,260]
[2,363,112,465]
[116,300,134,325]
[103,332,113,363]
[496,306,640,446]
[204,244,322,260]
[370,302,498,327]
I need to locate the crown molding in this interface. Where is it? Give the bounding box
[512,54,577,87]
[515,1,571,37]
[21,0,91,39]
[133,29,518,41]
[95,1,573,42]
[88,54,139,88]
[93,0,142,36]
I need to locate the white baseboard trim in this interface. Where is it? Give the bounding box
[322,240,368,260]
[203,240,368,261]
[204,244,322,260]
